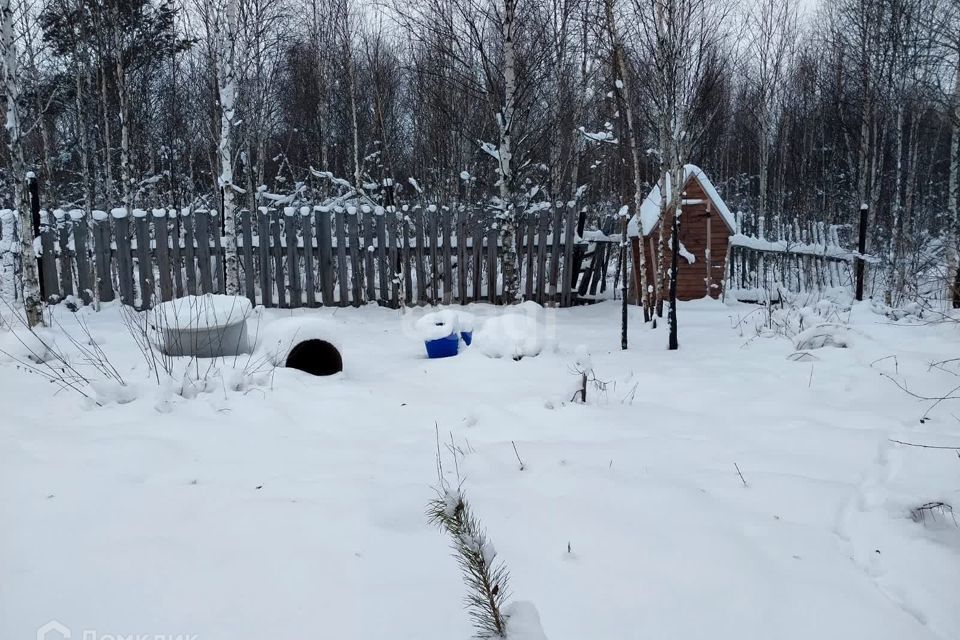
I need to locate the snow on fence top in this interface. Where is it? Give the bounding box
[728,233,868,261]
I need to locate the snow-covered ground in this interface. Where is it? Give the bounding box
[1,298,958,640]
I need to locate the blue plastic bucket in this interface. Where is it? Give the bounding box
[461,331,473,346]
[425,333,459,358]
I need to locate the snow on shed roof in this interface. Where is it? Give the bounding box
[627,165,735,237]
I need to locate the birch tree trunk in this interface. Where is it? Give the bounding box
[758,122,770,219]
[655,118,674,320]
[98,63,114,203]
[886,104,904,306]
[75,59,93,216]
[1,0,41,326]
[114,21,132,213]
[219,0,240,295]
[18,9,54,204]
[605,0,649,329]
[498,0,520,304]
[336,2,362,193]
[948,64,960,308]
[311,0,330,171]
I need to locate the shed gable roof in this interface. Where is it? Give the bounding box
[627,165,736,237]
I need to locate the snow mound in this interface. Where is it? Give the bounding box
[794,324,854,350]
[0,327,57,364]
[89,379,138,405]
[573,344,592,370]
[504,601,549,640]
[256,317,343,367]
[475,309,548,360]
[153,294,252,331]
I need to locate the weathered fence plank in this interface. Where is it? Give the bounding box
[93,213,114,302]
[211,211,224,294]
[429,207,439,304]
[387,211,400,307]
[376,211,388,303]
[524,215,535,300]
[457,209,467,304]
[114,213,135,305]
[54,212,74,300]
[348,208,362,306]
[561,206,575,307]
[364,209,376,303]
[169,211,184,298]
[240,209,256,305]
[256,209,272,307]
[316,207,334,305]
[549,208,563,303]
[134,212,152,308]
[335,208,349,306]
[472,219,482,301]
[536,213,548,303]
[301,207,316,307]
[442,208,453,304]
[284,208,301,307]
[182,211,197,296]
[401,212,412,304]
[194,210,213,294]
[413,207,426,304]
[72,212,92,305]
[270,210,286,308]
[154,210,173,302]
[38,214,57,302]
[486,226,497,303]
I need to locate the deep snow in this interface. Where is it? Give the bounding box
[1,298,958,640]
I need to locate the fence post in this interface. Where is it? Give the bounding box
[855,203,868,301]
[27,174,46,301]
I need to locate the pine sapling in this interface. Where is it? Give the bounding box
[427,486,510,638]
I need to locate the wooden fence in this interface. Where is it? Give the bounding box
[724,223,866,302]
[10,205,621,311]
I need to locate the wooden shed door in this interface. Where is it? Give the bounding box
[676,212,709,300]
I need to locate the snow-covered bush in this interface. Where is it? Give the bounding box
[0,324,56,364]
[476,314,543,359]
[739,288,853,342]
[0,312,131,405]
[794,323,856,350]
[569,344,610,403]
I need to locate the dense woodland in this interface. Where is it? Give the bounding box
[1,0,959,314]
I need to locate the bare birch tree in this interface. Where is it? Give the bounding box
[219,0,240,295]
[604,0,650,337]
[934,0,960,307]
[497,0,521,303]
[1,0,41,326]
[390,0,557,304]
[744,0,798,219]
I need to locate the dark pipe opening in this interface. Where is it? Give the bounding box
[285,339,343,376]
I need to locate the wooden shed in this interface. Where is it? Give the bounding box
[628,165,735,301]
